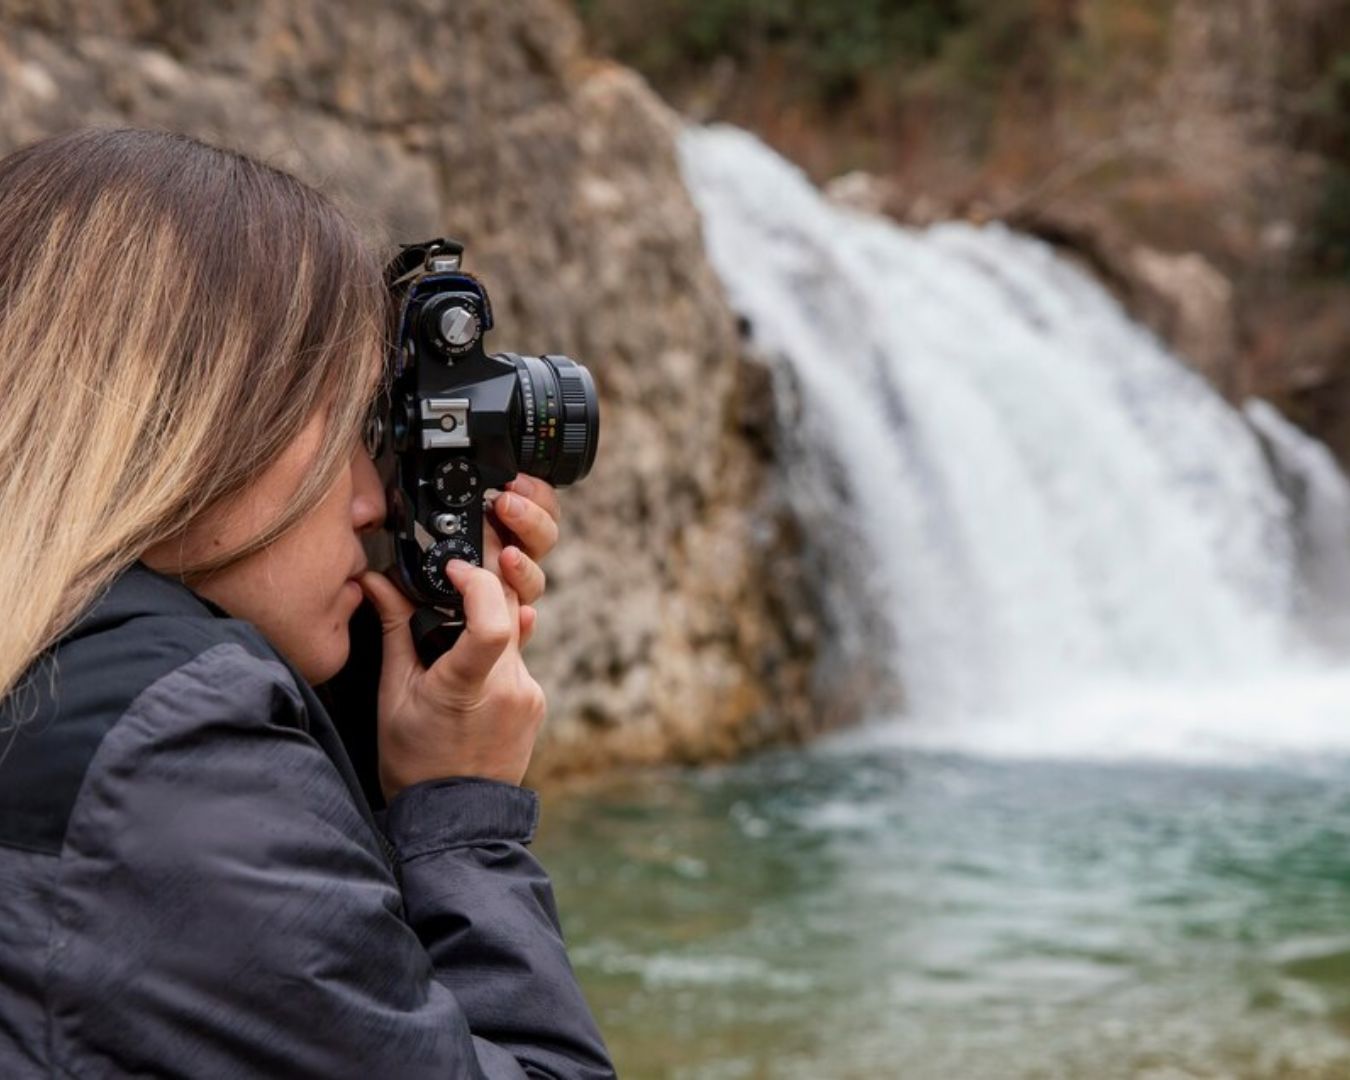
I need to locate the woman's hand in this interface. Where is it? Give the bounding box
[483,475,561,648]
[358,559,545,798]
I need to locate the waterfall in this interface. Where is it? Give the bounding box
[1245,399,1350,650]
[678,124,1350,762]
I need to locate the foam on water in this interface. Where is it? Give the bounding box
[677,123,1350,766]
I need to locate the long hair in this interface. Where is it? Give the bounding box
[0,127,387,703]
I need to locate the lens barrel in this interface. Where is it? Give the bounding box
[509,353,599,485]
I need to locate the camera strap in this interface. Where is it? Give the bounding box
[383,238,464,290]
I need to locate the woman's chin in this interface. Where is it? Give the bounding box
[306,638,350,686]
[294,584,363,684]
[303,621,355,686]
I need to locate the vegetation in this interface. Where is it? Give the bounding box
[1318,166,1350,275]
[575,1,1174,103]
[1309,51,1350,275]
[580,1,1344,275]
[575,0,976,108]
[574,0,1170,173]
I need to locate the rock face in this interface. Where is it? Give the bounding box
[598,0,1350,464]
[990,0,1344,420]
[0,0,836,778]
[1004,0,1350,449]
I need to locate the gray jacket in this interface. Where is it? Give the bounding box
[0,561,615,1078]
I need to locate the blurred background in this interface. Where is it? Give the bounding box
[5,1,1350,1076]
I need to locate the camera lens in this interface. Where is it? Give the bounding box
[508,353,599,486]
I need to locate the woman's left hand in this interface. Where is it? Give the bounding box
[481,474,560,644]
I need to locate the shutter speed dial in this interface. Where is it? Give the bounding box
[420,537,481,609]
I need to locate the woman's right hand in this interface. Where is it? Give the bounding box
[357,560,546,799]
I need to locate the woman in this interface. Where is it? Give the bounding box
[0,128,615,1078]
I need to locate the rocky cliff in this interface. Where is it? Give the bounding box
[0,0,850,778]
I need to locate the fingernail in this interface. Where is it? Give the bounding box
[496,492,516,516]
[445,559,469,578]
[502,546,519,567]
[507,475,532,497]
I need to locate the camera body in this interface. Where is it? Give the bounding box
[365,239,599,665]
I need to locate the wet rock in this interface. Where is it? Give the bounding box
[1011,205,1240,396]
[1127,247,1238,396]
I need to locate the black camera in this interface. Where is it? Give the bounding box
[363,238,600,666]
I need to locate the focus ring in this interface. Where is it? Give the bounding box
[544,355,598,486]
[559,369,588,409]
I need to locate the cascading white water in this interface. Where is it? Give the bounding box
[678,123,1350,763]
[1245,398,1350,649]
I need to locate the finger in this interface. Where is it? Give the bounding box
[505,474,561,524]
[500,545,546,605]
[519,604,538,649]
[356,571,418,675]
[491,490,560,561]
[431,559,515,687]
[481,513,504,575]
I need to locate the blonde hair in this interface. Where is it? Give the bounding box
[0,128,387,703]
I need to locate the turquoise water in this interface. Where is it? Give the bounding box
[535,740,1350,1079]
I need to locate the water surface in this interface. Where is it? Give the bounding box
[537,739,1350,1079]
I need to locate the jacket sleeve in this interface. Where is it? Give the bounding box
[47,640,615,1080]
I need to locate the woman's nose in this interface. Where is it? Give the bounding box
[351,448,387,534]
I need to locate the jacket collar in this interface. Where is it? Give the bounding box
[57,559,396,854]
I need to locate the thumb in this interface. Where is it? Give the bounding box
[431,559,514,689]
[357,570,419,676]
